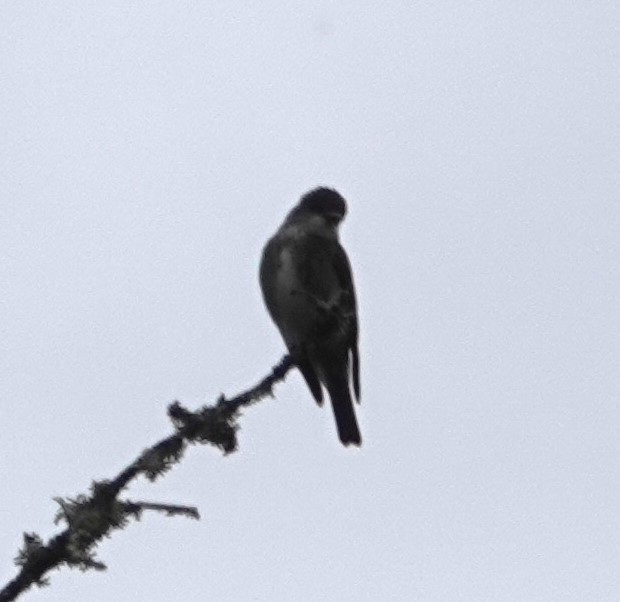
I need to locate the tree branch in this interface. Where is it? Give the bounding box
[0,355,295,602]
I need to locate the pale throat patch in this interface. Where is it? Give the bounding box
[282,214,340,240]
[277,246,297,293]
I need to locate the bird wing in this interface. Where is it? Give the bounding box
[300,234,361,403]
[331,241,361,403]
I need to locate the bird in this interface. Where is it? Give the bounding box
[259,187,362,446]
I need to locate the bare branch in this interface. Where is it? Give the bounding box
[0,355,294,602]
[122,501,200,520]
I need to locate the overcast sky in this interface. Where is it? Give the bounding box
[1,2,619,601]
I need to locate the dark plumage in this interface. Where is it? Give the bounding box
[297,187,347,219]
[260,187,362,446]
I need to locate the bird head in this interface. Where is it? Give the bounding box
[290,187,347,229]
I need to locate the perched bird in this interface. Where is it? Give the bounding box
[259,187,362,446]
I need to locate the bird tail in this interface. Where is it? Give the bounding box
[325,374,361,447]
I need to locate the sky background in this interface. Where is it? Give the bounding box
[1,2,619,601]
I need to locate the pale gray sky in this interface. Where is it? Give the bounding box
[1,2,619,601]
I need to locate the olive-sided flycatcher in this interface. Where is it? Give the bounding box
[259,187,361,446]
